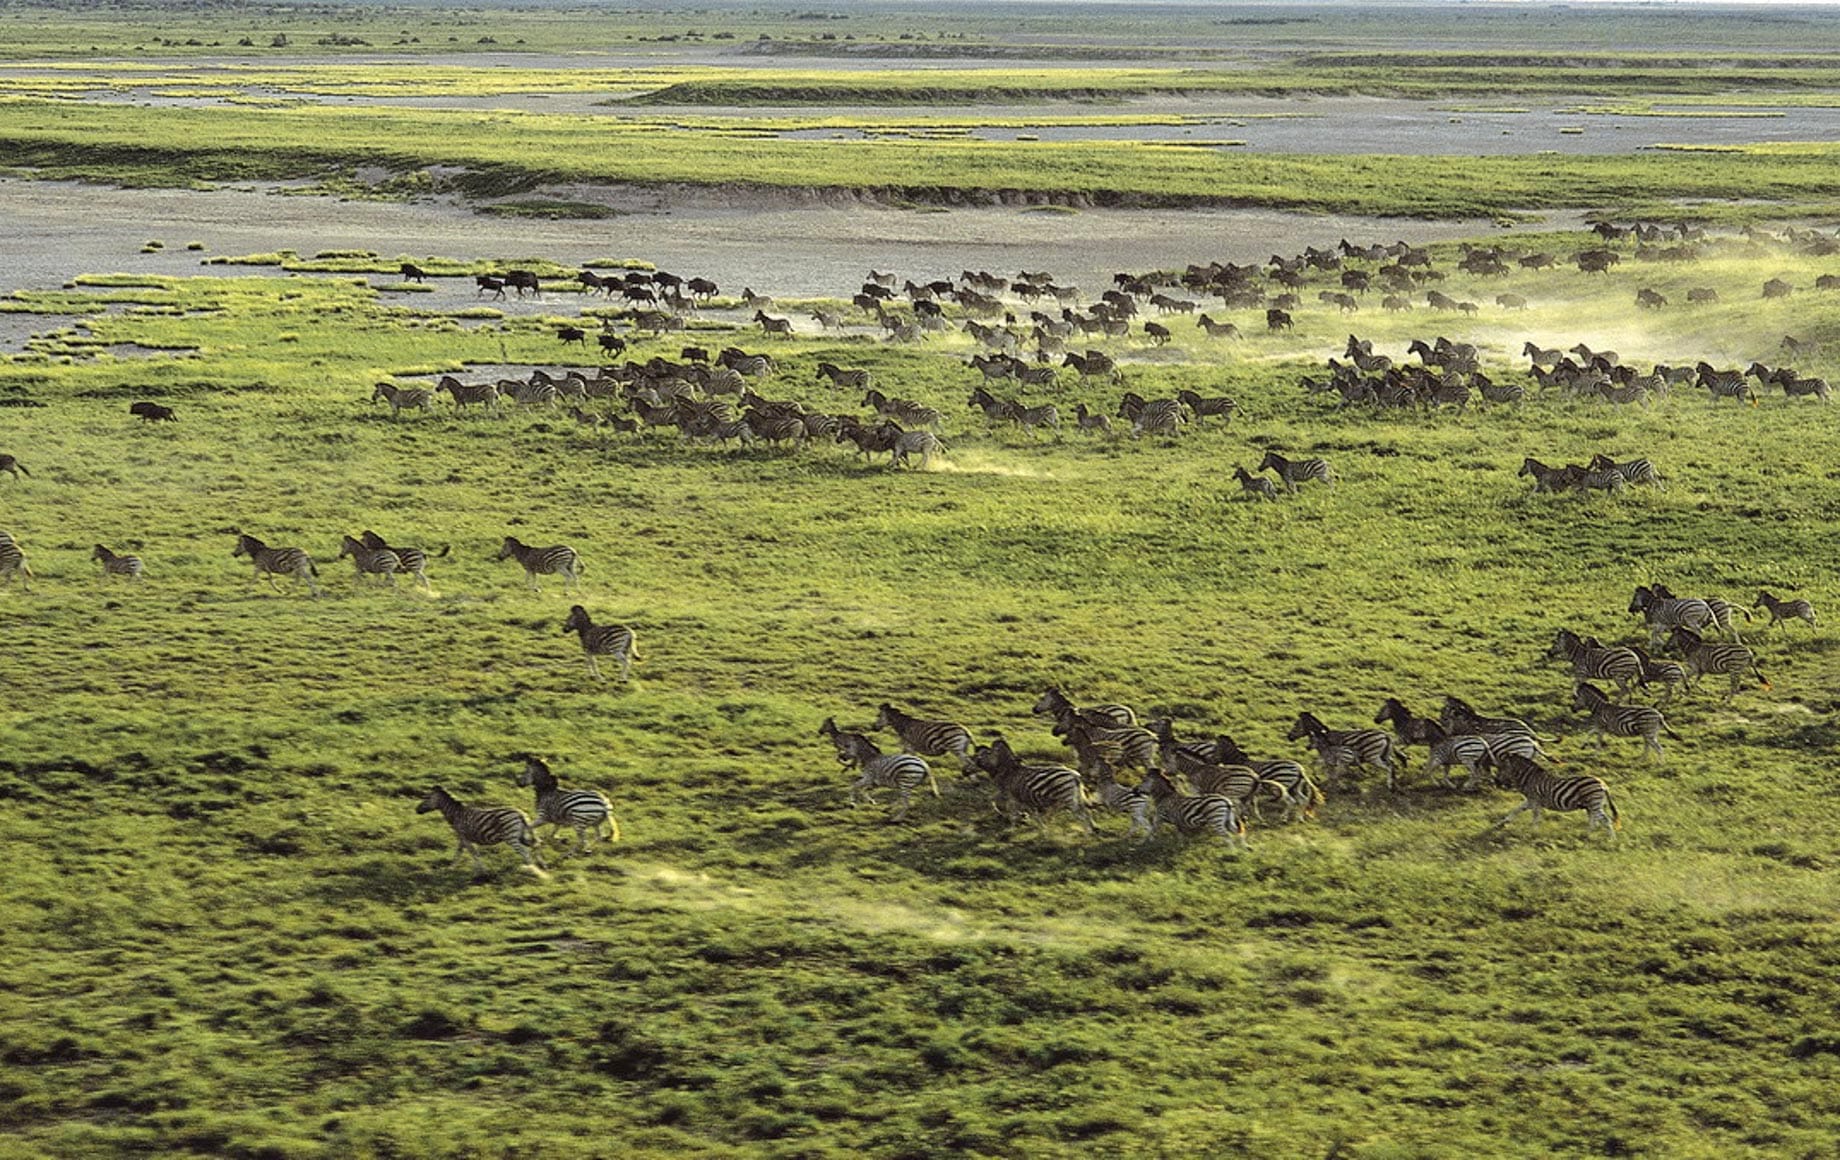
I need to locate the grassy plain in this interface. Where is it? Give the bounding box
[2,232,1840,1157]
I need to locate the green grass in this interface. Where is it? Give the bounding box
[4,232,1840,1156]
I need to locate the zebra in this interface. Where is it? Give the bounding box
[1213,735,1322,822]
[0,531,33,592]
[1670,627,1770,700]
[1233,465,1278,501]
[861,388,942,432]
[1286,711,1400,788]
[0,454,28,481]
[1696,363,1757,405]
[1374,699,1491,790]
[718,349,776,379]
[416,785,546,874]
[1755,590,1818,631]
[339,534,401,587]
[517,756,620,852]
[1490,755,1620,838]
[371,382,434,419]
[561,605,639,680]
[1629,585,1714,645]
[91,544,144,582]
[1140,769,1248,850]
[360,531,446,589]
[821,718,936,822]
[815,362,873,392]
[1175,389,1238,426]
[1126,397,1185,438]
[1589,454,1663,489]
[873,704,973,767]
[1032,687,1137,731]
[1063,717,1161,777]
[1259,451,1333,494]
[1549,629,1643,699]
[437,377,502,415]
[1572,682,1679,759]
[1628,645,1691,704]
[1087,757,1154,838]
[498,537,581,593]
[233,532,320,597]
[1437,696,1549,746]
[967,738,1094,835]
[1519,457,1579,494]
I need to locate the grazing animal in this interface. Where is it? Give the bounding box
[561,604,638,680]
[1628,645,1691,705]
[338,534,401,587]
[753,310,794,337]
[1259,451,1333,493]
[517,757,619,851]
[1755,590,1818,631]
[497,537,581,593]
[233,532,320,597]
[399,262,428,283]
[1572,682,1678,760]
[359,530,445,589]
[1196,314,1240,339]
[0,531,34,591]
[0,454,26,481]
[1214,735,1322,822]
[557,325,586,346]
[815,362,874,392]
[1491,756,1620,838]
[874,704,973,767]
[1266,307,1293,332]
[416,785,545,874]
[967,738,1094,835]
[129,401,177,422]
[1670,627,1770,699]
[1233,464,1278,501]
[821,718,937,822]
[371,382,434,419]
[91,544,144,582]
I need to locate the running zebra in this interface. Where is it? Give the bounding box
[1491,755,1621,838]
[1755,590,1818,631]
[1549,628,1643,699]
[1286,711,1400,788]
[0,531,32,591]
[1088,758,1154,838]
[1696,363,1757,405]
[1589,454,1663,489]
[1419,720,1493,791]
[437,377,502,415]
[1629,645,1691,705]
[339,534,402,587]
[1233,465,1278,501]
[1140,769,1248,850]
[1214,735,1322,822]
[1437,696,1549,745]
[821,717,937,822]
[890,428,946,470]
[1629,585,1713,645]
[1063,718,1161,776]
[1033,687,1137,731]
[371,382,434,419]
[1125,397,1185,438]
[498,537,581,593]
[233,532,320,597]
[91,544,144,582]
[861,389,942,432]
[561,605,639,680]
[874,704,973,767]
[1259,451,1333,494]
[1670,627,1770,699]
[359,530,445,590]
[815,362,873,392]
[1175,389,1239,426]
[968,738,1094,835]
[517,757,620,852]
[1572,682,1679,759]
[416,785,546,874]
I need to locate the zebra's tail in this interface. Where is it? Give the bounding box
[1662,720,1683,741]
[434,544,452,558]
[308,561,319,577]
[603,813,623,843]
[1607,791,1624,832]
[627,635,643,666]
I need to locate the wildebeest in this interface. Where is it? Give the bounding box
[399,262,428,283]
[558,326,586,346]
[130,401,177,422]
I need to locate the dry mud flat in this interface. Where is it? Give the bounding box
[0,178,1530,300]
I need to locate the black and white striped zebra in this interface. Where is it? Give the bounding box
[437,377,503,415]
[1589,454,1663,489]
[1214,734,1323,822]
[1696,363,1757,405]
[1149,719,1261,807]
[339,534,401,587]
[91,544,143,582]
[0,531,33,591]
[1032,687,1137,731]
[517,757,620,852]
[1437,696,1548,745]
[1491,755,1620,837]
[1259,451,1333,494]
[1629,585,1713,645]
[1233,465,1278,501]
[968,738,1094,835]
[498,536,581,593]
[1572,682,1680,759]
[874,704,973,767]
[1089,759,1154,838]
[1755,590,1818,631]
[233,532,320,597]
[815,362,874,392]
[359,530,445,589]
[1286,711,1400,788]
[1549,629,1643,699]
[1140,769,1248,850]
[1627,645,1691,704]
[1175,389,1239,426]
[890,429,947,470]
[416,784,546,873]
[1064,716,1161,776]
[562,605,639,680]
[1374,699,1492,789]
[822,717,937,821]
[1670,627,1770,700]
[371,382,435,419]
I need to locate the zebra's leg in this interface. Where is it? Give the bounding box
[1646,731,1663,761]
[585,653,603,680]
[575,823,594,853]
[1493,800,1533,829]
[302,568,321,598]
[618,649,631,681]
[891,788,912,822]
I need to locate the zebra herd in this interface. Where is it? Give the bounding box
[816,684,1626,844]
[416,756,622,876]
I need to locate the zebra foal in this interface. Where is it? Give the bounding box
[562,605,639,680]
[820,717,937,822]
[92,544,144,582]
[498,536,581,593]
[517,757,620,852]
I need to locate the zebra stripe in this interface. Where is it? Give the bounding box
[416,785,546,873]
[518,757,619,852]
[1628,645,1691,705]
[1491,756,1620,837]
[1215,735,1322,822]
[1572,682,1679,759]
[92,544,144,582]
[371,382,434,418]
[1629,585,1713,644]
[1438,696,1543,741]
[1423,724,1492,791]
[1064,717,1160,775]
[1590,454,1663,488]
[1549,629,1642,699]
[233,533,320,597]
[1259,451,1334,493]
[562,605,638,681]
[815,362,873,392]
[968,739,1094,834]
[873,704,973,765]
[339,535,402,587]
[0,531,33,591]
[499,537,581,593]
[1670,628,1770,700]
[359,530,443,589]
[1755,590,1818,631]
[437,377,503,414]
[1286,712,1399,787]
[1141,770,1248,849]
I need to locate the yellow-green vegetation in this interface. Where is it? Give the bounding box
[3,232,1840,1156]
